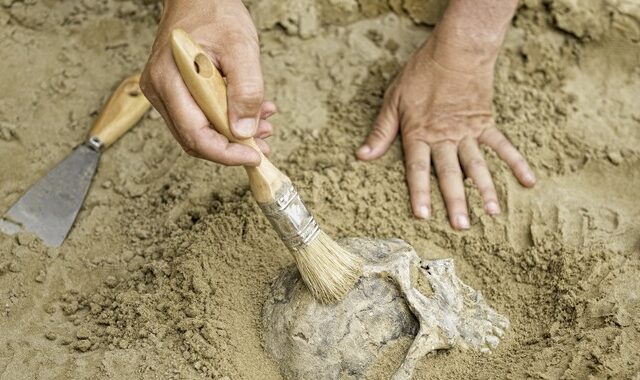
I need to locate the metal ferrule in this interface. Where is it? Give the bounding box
[84,136,104,152]
[258,182,319,251]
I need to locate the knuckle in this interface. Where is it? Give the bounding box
[216,152,232,165]
[513,157,528,169]
[180,137,199,158]
[139,84,153,100]
[224,29,259,52]
[406,160,430,172]
[142,67,165,95]
[411,188,431,199]
[477,185,496,196]
[139,70,155,96]
[438,164,462,177]
[370,126,391,141]
[182,147,198,158]
[496,135,512,150]
[479,126,496,143]
[383,83,400,104]
[445,195,467,207]
[467,158,487,171]
[400,120,424,137]
[231,82,264,105]
[182,146,198,158]
[139,74,151,94]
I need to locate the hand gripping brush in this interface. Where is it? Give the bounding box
[170,29,361,303]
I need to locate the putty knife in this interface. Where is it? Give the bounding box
[0,74,151,247]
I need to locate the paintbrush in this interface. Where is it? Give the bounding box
[170,29,361,303]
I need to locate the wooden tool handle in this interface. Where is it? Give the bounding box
[170,28,290,203]
[88,74,151,148]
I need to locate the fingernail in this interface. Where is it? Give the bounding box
[416,205,430,219]
[523,172,536,185]
[486,201,500,215]
[456,214,470,229]
[357,145,371,157]
[233,118,257,138]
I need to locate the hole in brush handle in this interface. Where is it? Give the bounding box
[194,53,214,78]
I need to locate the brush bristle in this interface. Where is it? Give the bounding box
[293,231,362,303]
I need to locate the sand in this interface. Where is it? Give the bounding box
[0,0,639,379]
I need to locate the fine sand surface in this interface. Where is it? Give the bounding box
[1,1,639,379]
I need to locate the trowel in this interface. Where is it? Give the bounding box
[0,73,151,247]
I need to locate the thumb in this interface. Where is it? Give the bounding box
[222,40,265,139]
[356,94,399,160]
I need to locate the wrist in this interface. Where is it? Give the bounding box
[162,0,212,19]
[426,0,517,72]
[425,30,500,73]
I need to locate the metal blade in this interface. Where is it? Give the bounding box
[0,144,100,246]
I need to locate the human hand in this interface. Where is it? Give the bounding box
[357,2,535,230]
[141,0,273,165]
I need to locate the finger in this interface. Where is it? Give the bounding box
[162,79,261,166]
[143,67,213,155]
[255,138,270,156]
[256,120,273,139]
[357,92,399,160]
[458,137,500,215]
[140,72,182,142]
[402,135,431,219]
[157,109,183,147]
[480,127,536,187]
[432,142,470,230]
[260,101,277,119]
[144,92,185,147]
[221,38,264,139]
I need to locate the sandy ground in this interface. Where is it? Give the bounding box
[1,0,639,379]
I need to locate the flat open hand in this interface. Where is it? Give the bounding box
[357,33,536,230]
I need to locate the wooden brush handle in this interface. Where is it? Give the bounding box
[88,74,151,148]
[170,28,290,203]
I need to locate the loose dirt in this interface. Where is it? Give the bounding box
[0,0,639,379]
